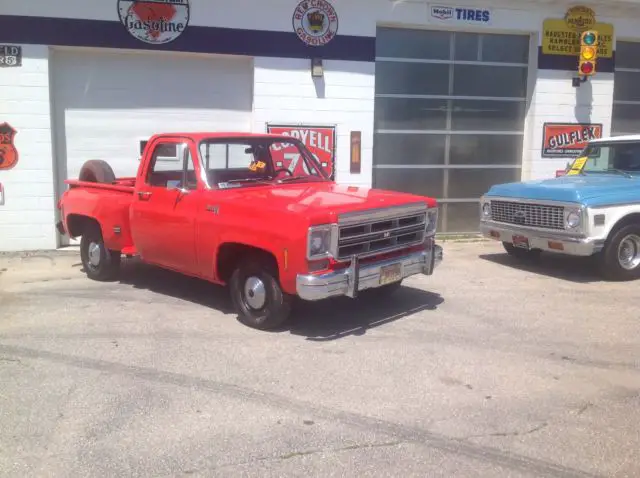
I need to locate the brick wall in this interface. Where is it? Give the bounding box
[0,45,56,251]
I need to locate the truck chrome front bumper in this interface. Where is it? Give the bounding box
[296,243,443,302]
[480,221,604,256]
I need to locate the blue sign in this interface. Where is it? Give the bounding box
[430,5,492,25]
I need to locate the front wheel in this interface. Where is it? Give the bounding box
[597,224,640,281]
[80,223,121,281]
[229,258,293,330]
[502,241,542,260]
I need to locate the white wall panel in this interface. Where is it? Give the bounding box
[253,57,375,187]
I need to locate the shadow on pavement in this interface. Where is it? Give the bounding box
[288,287,444,341]
[478,251,603,284]
[116,259,235,314]
[111,258,443,338]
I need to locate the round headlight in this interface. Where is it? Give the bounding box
[566,210,581,228]
[311,235,324,253]
[482,202,491,217]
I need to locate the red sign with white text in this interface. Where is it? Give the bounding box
[267,124,336,179]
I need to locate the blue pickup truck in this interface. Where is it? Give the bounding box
[480,134,640,281]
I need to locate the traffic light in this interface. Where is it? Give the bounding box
[578,30,599,77]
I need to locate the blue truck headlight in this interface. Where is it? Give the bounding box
[566,210,581,229]
[307,225,333,259]
[482,202,491,218]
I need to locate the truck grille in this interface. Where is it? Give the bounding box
[490,200,565,230]
[337,206,427,259]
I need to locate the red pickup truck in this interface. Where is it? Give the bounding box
[57,132,442,330]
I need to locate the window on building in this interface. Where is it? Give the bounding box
[373,27,531,233]
[612,41,640,136]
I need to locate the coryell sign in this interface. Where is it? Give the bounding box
[267,124,336,180]
[118,0,190,44]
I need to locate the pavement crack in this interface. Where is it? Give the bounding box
[277,440,403,460]
[575,402,593,416]
[197,440,404,474]
[461,422,549,440]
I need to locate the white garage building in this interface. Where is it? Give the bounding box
[1,0,640,251]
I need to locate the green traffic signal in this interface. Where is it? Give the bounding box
[583,32,597,45]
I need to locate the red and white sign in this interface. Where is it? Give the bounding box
[267,124,336,179]
[118,0,190,44]
[292,0,339,46]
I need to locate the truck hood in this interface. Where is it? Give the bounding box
[215,182,436,223]
[486,174,640,205]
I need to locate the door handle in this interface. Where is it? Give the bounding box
[137,191,152,201]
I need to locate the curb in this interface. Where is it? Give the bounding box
[0,247,79,259]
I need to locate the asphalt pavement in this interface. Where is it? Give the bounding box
[1,241,639,477]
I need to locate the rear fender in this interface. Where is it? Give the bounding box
[60,189,133,251]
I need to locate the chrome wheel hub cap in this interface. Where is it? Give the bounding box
[88,242,101,267]
[617,234,640,270]
[244,276,266,310]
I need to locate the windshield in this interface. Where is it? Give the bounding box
[580,141,640,174]
[198,137,329,189]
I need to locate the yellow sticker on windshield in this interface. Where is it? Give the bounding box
[248,160,266,172]
[566,156,587,175]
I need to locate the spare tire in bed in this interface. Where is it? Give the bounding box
[78,160,116,184]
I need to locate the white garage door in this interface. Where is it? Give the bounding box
[51,47,253,244]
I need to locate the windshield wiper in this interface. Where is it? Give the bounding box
[277,176,310,183]
[603,168,633,178]
[225,177,272,184]
[277,176,325,184]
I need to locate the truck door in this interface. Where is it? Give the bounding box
[130,137,202,274]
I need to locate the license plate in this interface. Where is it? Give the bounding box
[380,263,402,285]
[512,234,530,249]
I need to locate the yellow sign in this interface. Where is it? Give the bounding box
[564,6,596,30]
[542,19,614,58]
[566,156,588,175]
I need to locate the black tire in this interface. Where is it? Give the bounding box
[79,159,116,184]
[79,222,121,281]
[229,257,292,330]
[502,241,542,260]
[597,223,640,281]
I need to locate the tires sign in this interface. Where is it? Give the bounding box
[118,0,190,44]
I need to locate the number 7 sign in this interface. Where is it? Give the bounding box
[266,124,336,179]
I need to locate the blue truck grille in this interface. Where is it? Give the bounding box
[490,200,565,230]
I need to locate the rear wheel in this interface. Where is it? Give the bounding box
[80,223,121,281]
[502,241,542,260]
[229,257,293,330]
[597,224,640,281]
